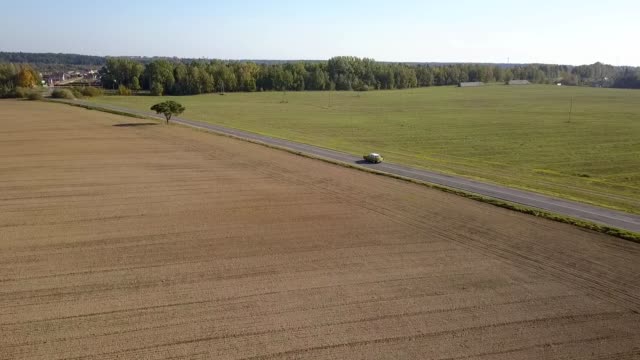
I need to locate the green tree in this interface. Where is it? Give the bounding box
[144,60,175,94]
[150,82,164,96]
[394,66,417,89]
[236,62,259,92]
[0,63,18,97]
[172,63,188,94]
[131,76,141,91]
[334,74,351,90]
[274,69,294,90]
[503,69,513,83]
[288,63,307,90]
[416,66,433,87]
[151,101,185,123]
[492,66,504,82]
[308,66,328,90]
[198,67,215,93]
[99,58,143,89]
[214,64,237,92]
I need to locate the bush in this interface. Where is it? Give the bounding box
[64,86,104,98]
[0,84,15,98]
[117,85,132,96]
[14,87,30,98]
[26,91,43,100]
[70,87,83,98]
[51,89,75,99]
[81,86,103,97]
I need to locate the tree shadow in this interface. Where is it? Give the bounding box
[113,123,157,127]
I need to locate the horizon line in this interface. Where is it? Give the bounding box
[1,50,638,68]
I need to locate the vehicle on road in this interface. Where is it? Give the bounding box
[363,153,383,163]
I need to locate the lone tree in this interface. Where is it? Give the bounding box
[151,101,185,124]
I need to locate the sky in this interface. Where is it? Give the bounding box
[1,0,639,66]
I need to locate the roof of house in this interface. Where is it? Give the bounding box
[459,82,484,87]
[508,79,531,85]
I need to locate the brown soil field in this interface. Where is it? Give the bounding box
[1,100,639,360]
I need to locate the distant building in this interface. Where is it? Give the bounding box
[458,82,484,87]
[42,72,65,86]
[41,69,100,86]
[83,70,98,80]
[508,80,531,85]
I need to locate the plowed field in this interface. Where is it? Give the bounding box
[1,100,639,359]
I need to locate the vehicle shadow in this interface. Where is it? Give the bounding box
[113,123,157,127]
[355,160,372,165]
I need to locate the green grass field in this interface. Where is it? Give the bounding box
[88,85,640,214]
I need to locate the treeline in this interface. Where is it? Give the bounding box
[100,57,544,95]
[0,63,41,98]
[2,52,640,97]
[611,67,640,89]
[97,57,640,95]
[0,52,107,74]
[0,52,106,66]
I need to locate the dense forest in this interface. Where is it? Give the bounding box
[0,52,106,73]
[1,52,639,97]
[0,52,106,65]
[97,57,640,95]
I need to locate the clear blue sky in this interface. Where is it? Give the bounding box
[2,0,639,65]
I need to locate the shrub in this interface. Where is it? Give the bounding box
[51,89,75,99]
[63,86,103,98]
[26,91,43,100]
[81,86,103,97]
[0,84,15,98]
[117,85,132,96]
[14,87,29,98]
[70,87,83,98]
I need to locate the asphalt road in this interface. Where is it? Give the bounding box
[57,99,640,233]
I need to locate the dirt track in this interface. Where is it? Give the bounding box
[1,100,639,359]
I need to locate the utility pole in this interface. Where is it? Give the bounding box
[568,97,574,123]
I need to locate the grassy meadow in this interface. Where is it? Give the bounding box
[88,85,640,213]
